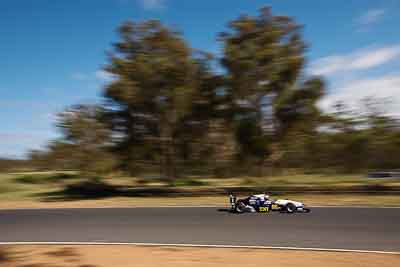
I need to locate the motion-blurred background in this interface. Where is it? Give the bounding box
[1,0,400,204]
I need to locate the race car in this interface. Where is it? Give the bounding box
[229,193,310,214]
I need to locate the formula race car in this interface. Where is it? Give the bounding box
[229,193,310,214]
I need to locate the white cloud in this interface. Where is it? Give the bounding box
[71,72,89,81]
[319,74,400,116]
[356,8,385,27]
[42,112,57,121]
[139,0,164,9]
[71,70,115,83]
[95,70,115,82]
[310,45,400,76]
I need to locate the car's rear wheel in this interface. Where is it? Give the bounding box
[286,203,296,213]
[235,200,246,213]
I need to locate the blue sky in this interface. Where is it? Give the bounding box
[1,0,400,158]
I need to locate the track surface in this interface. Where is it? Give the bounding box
[1,207,399,251]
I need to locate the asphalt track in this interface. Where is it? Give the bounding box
[0,207,399,252]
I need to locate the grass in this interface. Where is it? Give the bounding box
[235,174,400,187]
[1,194,400,209]
[1,171,400,209]
[170,178,209,187]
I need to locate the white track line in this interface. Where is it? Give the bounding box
[0,242,398,255]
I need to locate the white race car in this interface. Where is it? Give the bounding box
[229,193,310,214]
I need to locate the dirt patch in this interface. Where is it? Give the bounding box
[44,247,79,258]
[0,245,399,267]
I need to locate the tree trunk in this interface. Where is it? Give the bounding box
[160,116,178,181]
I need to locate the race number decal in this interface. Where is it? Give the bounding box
[259,207,269,212]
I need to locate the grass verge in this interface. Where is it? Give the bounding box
[1,172,400,209]
[0,194,400,209]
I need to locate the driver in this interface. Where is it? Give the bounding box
[250,193,269,208]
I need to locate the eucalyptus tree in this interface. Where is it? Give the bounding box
[103,20,200,179]
[220,7,325,172]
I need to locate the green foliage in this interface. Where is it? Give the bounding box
[170,178,208,187]
[14,173,76,185]
[274,78,325,133]
[221,7,306,101]
[18,6,400,182]
[235,118,269,159]
[55,105,117,176]
[103,20,202,179]
[14,175,43,184]
[219,7,326,172]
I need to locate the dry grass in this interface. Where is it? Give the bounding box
[0,194,400,210]
[1,172,400,209]
[0,245,399,267]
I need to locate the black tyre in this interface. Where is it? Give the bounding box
[286,203,296,213]
[235,200,246,213]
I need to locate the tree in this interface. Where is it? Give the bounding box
[56,104,116,177]
[172,52,237,176]
[103,20,199,179]
[220,7,325,173]
[220,7,306,124]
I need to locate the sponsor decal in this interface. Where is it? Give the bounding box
[259,207,269,212]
